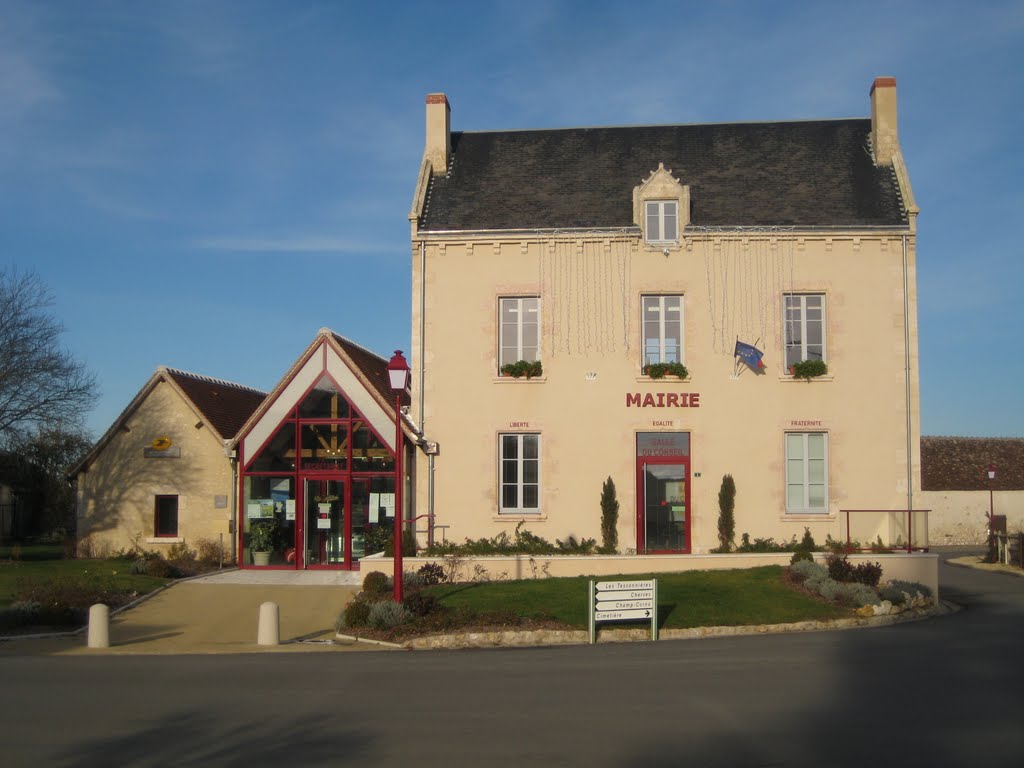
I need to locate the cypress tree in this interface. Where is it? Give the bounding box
[717,474,736,552]
[600,476,619,553]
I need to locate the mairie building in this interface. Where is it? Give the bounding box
[73,78,929,569]
[407,77,922,554]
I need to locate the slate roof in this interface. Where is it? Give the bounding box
[419,119,907,231]
[165,369,267,441]
[921,436,1024,491]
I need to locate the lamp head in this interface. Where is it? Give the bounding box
[387,350,411,392]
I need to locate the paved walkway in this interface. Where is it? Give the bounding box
[0,568,378,656]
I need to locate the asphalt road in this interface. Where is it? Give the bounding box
[2,556,1022,767]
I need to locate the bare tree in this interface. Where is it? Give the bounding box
[0,269,98,447]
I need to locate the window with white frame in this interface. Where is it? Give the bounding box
[785,433,828,513]
[645,200,678,243]
[642,295,684,367]
[499,297,540,369]
[784,293,826,369]
[499,433,540,513]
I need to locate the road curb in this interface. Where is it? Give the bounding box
[339,603,946,651]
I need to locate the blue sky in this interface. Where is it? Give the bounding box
[2,0,1022,439]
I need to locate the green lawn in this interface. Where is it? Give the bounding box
[427,566,846,629]
[0,544,66,561]
[0,557,169,608]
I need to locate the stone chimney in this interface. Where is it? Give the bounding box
[870,77,898,166]
[425,93,451,177]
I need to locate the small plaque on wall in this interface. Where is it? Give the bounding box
[143,447,181,458]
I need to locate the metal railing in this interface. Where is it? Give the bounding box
[840,509,931,553]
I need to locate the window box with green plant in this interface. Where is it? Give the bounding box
[789,359,828,380]
[499,360,543,379]
[643,361,689,379]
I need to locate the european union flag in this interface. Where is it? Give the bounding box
[734,340,765,370]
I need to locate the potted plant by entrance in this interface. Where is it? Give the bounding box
[250,519,279,566]
[789,359,828,380]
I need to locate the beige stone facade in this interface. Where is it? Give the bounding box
[74,369,264,557]
[407,80,923,554]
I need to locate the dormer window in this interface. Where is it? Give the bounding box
[645,200,678,244]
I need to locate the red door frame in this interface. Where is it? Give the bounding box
[636,456,692,554]
[297,475,352,569]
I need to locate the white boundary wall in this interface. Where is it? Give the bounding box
[921,490,1024,546]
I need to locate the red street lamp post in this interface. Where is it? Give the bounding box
[387,350,411,603]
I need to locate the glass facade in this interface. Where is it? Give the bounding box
[241,373,399,569]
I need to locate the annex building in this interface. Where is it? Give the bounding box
[407,77,923,554]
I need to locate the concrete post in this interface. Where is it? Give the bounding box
[257,601,280,646]
[87,604,109,648]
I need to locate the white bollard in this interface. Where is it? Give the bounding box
[87,603,110,648]
[257,601,280,646]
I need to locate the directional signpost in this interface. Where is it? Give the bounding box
[588,579,658,644]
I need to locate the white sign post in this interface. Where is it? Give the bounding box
[588,579,658,644]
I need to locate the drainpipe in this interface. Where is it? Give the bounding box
[418,240,426,433]
[418,239,437,546]
[428,453,436,548]
[229,450,238,565]
[902,235,913,546]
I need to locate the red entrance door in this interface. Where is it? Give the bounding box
[300,478,348,568]
[636,457,691,553]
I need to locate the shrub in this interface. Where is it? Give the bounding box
[878,584,908,605]
[362,571,390,595]
[599,476,619,554]
[869,536,893,554]
[717,475,736,552]
[402,570,424,590]
[403,590,438,617]
[194,537,227,565]
[825,534,855,554]
[790,549,813,565]
[816,578,843,602]
[799,527,817,551]
[737,534,796,553]
[423,522,573,557]
[851,561,883,587]
[838,582,881,607]
[417,562,444,586]
[129,557,150,575]
[886,579,932,599]
[368,600,411,630]
[145,558,174,578]
[790,559,827,583]
[825,553,854,582]
[555,535,597,554]
[338,597,372,629]
[166,541,195,561]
